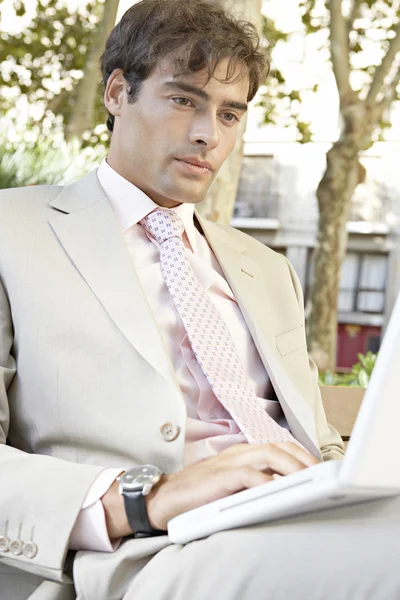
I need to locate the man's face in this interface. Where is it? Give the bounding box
[104,55,249,208]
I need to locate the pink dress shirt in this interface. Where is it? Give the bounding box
[69,158,289,551]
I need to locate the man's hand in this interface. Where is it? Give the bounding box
[101,442,319,538]
[147,442,319,531]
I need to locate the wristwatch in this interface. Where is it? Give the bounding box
[117,465,164,537]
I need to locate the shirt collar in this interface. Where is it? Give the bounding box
[97,158,198,253]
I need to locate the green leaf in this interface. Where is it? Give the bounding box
[14,1,26,18]
[289,90,301,102]
[297,120,313,143]
[358,369,369,388]
[318,351,377,388]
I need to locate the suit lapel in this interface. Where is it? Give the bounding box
[197,213,320,456]
[48,170,178,389]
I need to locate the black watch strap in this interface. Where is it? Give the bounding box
[122,490,164,538]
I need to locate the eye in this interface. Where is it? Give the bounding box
[222,112,239,123]
[173,97,193,107]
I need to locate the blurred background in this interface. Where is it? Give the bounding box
[1,0,400,381]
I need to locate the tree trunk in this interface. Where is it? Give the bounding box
[307,140,366,372]
[197,0,262,223]
[65,0,120,141]
[308,96,375,372]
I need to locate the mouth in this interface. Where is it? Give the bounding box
[174,158,213,175]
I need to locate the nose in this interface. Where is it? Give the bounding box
[189,112,220,150]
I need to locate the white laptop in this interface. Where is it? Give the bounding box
[168,291,400,544]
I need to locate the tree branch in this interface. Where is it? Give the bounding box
[375,62,400,122]
[366,22,400,106]
[347,0,362,33]
[329,0,352,103]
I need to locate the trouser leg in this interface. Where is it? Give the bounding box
[124,495,400,600]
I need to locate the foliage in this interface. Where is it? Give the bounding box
[3,1,400,146]
[319,351,377,388]
[0,132,107,189]
[0,0,110,145]
[260,15,313,144]
[261,0,400,143]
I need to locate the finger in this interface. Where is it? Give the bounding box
[226,443,310,476]
[222,442,318,468]
[258,444,311,475]
[274,442,320,467]
[235,466,274,490]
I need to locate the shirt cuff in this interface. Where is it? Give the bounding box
[69,467,125,552]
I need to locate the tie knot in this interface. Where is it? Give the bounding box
[140,209,185,245]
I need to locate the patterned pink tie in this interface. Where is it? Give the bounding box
[140,209,299,446]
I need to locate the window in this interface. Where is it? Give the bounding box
[339,253,387,313]
[234,156,279,219]
[306,251,387,315]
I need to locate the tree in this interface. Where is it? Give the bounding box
[0,0,112,146]
[298,0,400,371]
[197,0,263,223]
[65,0,120,141]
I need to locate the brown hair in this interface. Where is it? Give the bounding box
[101,0,269,132]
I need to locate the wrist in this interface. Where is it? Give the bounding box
[101,480,133,539]
[116,466,166,537]
[144,474,168,531]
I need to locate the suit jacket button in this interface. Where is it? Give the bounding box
[23,541,38,559]
[0,535,10,553]
[9,539,23,556]
[160,422,180,442]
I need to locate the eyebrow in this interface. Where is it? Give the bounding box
[161,80,248,113]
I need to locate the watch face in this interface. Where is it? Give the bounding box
[121,465,162,491]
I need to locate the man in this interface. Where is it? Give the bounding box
[1,1,400,599]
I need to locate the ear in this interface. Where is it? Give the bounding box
[103,69,126,118]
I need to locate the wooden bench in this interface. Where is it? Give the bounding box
[320,385,365,448]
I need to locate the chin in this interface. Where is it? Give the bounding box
[175,186,210,205]
[179,196,205,205]
[159,188,208,207]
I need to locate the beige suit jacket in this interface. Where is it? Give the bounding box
[0,169,344,598]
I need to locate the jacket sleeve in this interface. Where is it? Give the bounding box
[0,279,106,583]
[284,257,345,461]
